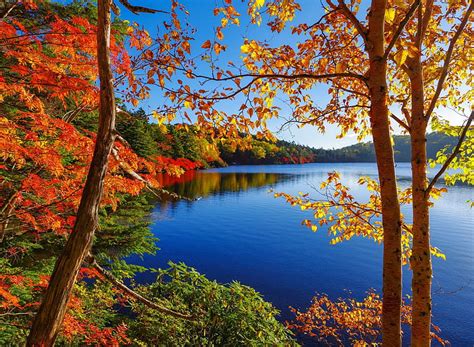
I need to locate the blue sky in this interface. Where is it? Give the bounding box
[115,1,468,149]
[115,0,366,149]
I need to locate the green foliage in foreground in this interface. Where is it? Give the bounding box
[129,262,295,346]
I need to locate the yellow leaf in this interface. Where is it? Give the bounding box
[255,0,265,9]
[385,8,396,23]
[394,49,408,66]
[184,100,194,109]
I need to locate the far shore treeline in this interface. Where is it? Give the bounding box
[119,108,457,166]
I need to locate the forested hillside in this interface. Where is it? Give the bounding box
[313,133,457,163]
[115,111,457,165]
[223,132,457,164]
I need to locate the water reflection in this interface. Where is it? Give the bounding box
[158,171,290,200]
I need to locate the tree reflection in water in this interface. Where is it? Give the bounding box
[154,171,291,208]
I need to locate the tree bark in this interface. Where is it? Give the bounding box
[409,77,431,347]
[0,192,18,243]
[26,0,116,345]
[367,1,402,345]
[407,10,432,345]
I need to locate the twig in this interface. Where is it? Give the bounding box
[425,1,474,121]
[426,110,473,193]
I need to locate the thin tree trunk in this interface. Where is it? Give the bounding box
[367,1,402,345]
[407,14,432,345]
[410,84,431,347]
[26,0,116,345]
[0,192,18,243]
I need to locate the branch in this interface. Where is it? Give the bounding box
[327,0,369,49]
[193,71,367,84]
[420,0,434,42]
[0,312,35,317]
[1,1,18,19]
[426,110,473,193]
[87,256,196,321]
[425,1,474,121]
[306,7,342,31]
[110,132,197,202]
[390,113,411,133]
[383,0,421,60]
[117,0,167,14]
[167,71,368,103]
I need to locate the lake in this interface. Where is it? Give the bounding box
[133,163,473,345]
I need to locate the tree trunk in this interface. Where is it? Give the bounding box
[407,27,432,347]
[367,1,402,345]
[0,192,18,243]
[26,0,116,345]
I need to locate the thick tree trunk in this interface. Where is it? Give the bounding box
[407,36,432,347]
[26,0,116,345]
[367,1,402,345]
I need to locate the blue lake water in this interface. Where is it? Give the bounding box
[133,163,473,345]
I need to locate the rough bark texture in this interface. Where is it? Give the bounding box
[367,1,402,345]
[26,0,116,345]
[407,11,431,345]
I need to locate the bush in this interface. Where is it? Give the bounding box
[128,262,295,346]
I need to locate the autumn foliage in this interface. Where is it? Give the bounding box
[1,0,472,345]
[288,291,447,346]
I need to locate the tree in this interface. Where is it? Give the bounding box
[244,1,473,345]
[26,0,120,343]
[393,2,473,344]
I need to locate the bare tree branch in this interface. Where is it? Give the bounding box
[86,255,196,321]
[425,1,474,121]
[192,71,367,84]
[1,1,18,19]
[426,110,473,193]
[390,113,411,133]
[117,0,167,14]
[383,0,421,60]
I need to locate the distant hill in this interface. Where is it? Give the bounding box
[114,109,457,165]
[313,132,457,162]
[222,132,457,165]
